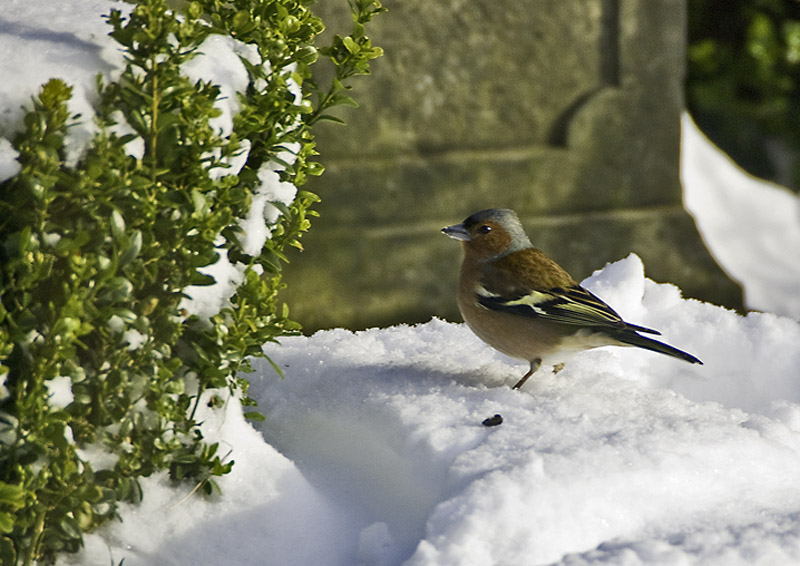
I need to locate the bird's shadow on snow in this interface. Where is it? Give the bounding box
[362,361,518,390]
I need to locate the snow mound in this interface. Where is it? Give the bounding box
[62,255,800,566]
[682,113,800,318]
[248,255,800,566]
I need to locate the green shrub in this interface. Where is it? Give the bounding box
[687,0,800,189]
[0,0,384,563]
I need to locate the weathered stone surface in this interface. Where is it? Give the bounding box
[280,0,742,331]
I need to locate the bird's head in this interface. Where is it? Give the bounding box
[442,208,532,260]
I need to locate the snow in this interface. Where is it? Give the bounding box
[2,2,800,566]
[45,375,74,409]
[59,261,800,565]
[181,34,252,140]
[0,0,128,166]
[182,34,255,181]
[239,155,301,255]
[682,113,800,318]
[70,392,351,566]
[0,138,20,182]
[180,245,245,320]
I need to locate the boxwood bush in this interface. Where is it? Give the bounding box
[0,0,383,563]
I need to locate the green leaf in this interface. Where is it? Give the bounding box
[118,230,142,267]
[111,209,126,241]
[314,114,347,125]
[190,271,216,286]
[296,46,318,64]
[342,36,358,54]
[0,537,15,566]
[58,515,82,540]
[0,512,14,535]
[331,92,359,108]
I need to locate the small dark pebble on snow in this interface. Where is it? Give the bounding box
[482,414,503,427]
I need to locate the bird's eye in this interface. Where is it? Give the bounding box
[477,224,492,235]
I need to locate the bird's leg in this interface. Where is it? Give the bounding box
[512,358,542,390]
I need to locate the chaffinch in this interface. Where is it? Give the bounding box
[442,208,702,390]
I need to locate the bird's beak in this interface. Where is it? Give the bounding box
[442,223,470,241]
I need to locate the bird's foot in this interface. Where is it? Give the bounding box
[512,358,542,390]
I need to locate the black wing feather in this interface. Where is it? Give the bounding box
[476,285,661,335]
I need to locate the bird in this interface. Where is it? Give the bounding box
[442,208,702,390]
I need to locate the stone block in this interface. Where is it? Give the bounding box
[280,0,742,331]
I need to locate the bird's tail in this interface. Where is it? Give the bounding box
[615,330,703,365]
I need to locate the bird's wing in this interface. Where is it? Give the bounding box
[476,284,661,335]
[473,248,661,334]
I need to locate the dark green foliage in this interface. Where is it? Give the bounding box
[687,0,800,190]
[0,0,384,564]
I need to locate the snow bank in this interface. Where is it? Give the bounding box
[66,392,350,566]
[249,255,800,566]
[682,113,800,318]
[62,255,800,566]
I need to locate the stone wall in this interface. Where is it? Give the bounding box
[280,0,742,331]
